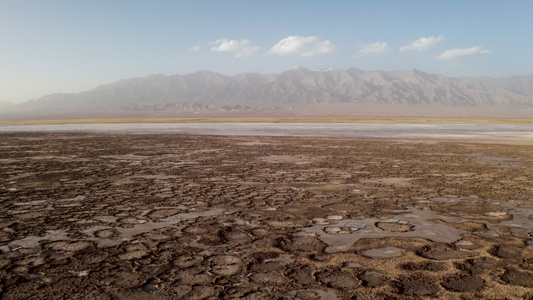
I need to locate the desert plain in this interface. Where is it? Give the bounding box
[1,121,533,299]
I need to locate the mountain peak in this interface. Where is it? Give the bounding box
[289,65,304,70]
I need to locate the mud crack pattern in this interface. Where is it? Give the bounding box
[0,133,533,299]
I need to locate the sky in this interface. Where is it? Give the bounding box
[1,0,533,103]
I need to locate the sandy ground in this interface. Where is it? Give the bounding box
[1,133,533,299]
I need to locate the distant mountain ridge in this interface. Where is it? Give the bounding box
[4,67,533,118]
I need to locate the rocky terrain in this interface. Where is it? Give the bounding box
[1,133,533,299]
[3,68,533,119]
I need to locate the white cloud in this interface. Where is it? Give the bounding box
[210,39,259,58]
[353,42,390,57]
[400,36,444,52]
[437,46,490,60]
[268,36,337,57]
[189,45,200,51]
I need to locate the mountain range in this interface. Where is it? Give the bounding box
[3,67,533,119]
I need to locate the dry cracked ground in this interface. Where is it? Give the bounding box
[0,133,533,299]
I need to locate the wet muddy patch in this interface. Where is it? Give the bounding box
[360,246,405,259]
[302,208,469,252]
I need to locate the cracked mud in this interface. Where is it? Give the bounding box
[1,133,533,299]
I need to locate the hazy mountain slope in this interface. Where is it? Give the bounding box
[5,68,533,118]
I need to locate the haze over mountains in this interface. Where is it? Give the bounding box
[3,67,533,119]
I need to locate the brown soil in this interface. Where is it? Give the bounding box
[1,132,533,299]
[417,244,472,260]
[500,269,533,288]
[392,273,442,297]
[441,273,485,292]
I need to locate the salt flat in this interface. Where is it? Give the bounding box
[1,122,533,144]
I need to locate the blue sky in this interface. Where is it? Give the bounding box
[1,0,533,103]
